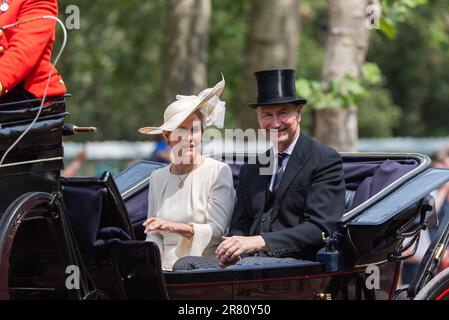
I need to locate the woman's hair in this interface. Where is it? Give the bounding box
[194,109,206,132]
[162,110,206,138]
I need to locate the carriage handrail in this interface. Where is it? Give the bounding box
[62,124,97,136]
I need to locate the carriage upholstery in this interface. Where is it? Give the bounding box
[342,159,419,210]
[61,172,134,257]
[61,172,168,299]
[125,188,151,240]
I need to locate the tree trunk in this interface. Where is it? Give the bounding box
[161,0,211,106]
[313,107,358,152]
[238,0,300,130]
[314,0,372,151]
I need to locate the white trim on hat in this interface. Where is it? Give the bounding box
[139,77,225,135]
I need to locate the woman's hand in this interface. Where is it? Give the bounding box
[143,217,177,233]
[143,217,194,239]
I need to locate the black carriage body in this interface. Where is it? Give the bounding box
[164,261,399,300]
[115,153,449,300]
[0,98,80,299]
[2,98,449,301]
[0,97,67,215]
[0,98,167,300]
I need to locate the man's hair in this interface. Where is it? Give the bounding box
[256,104,303,119]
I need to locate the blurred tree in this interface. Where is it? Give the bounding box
[161,0,211,105]
[369,0,449,137]
[297,0,402,139]
[58,0,166,141]
[313,0,372,152]
[299,0,445,140]
[207,1,250,128]
[237,0,301,130]
[55,0,448,142]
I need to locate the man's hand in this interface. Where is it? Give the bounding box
[215,235,267,262]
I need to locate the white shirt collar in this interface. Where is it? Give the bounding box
[268,131,300,191]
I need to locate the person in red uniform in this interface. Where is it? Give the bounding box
[0,0,66,104]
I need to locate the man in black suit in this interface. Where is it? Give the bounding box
[173,69,345,270]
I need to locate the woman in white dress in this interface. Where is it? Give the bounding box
[139,78,235,271]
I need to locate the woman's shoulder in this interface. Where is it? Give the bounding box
[149,165,170,181]
[202,157,232,173]
[201,158,234,186]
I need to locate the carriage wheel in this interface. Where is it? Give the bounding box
[414,267,449,300]
[0,192,82,300]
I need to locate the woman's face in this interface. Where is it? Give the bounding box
[164,113,202,165]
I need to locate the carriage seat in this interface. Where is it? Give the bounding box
[343,159,419,211]
[165,259,325,284]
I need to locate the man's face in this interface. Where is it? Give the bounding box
[257,104,302,151]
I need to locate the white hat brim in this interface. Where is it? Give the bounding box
[139,78,225,135]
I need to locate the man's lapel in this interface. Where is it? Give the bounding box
[271,133,311,220]
[249,151,273,235]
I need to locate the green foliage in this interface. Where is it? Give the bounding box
[361,63,383,85]
[58,0,167,141]
[296,63,382,110]
[369,0,449,137]
[297,62,402,137]
[358,87,402,138]
[208,0,251,129]
[297,77,364,109]
[53,0,448,141]
[380,0,428,39]
[297,0,327,80]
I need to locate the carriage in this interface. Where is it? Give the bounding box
[1,97,449,300]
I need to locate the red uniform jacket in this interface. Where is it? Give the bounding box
[0,0,66,98]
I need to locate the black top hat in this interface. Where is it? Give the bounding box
[248,69,307,109]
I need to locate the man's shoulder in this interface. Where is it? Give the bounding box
[301,133,341,160]
[237,152,267,176]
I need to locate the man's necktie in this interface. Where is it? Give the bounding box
[272,153,288,192]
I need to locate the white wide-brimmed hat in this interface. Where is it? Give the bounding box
[139,77,226,135]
